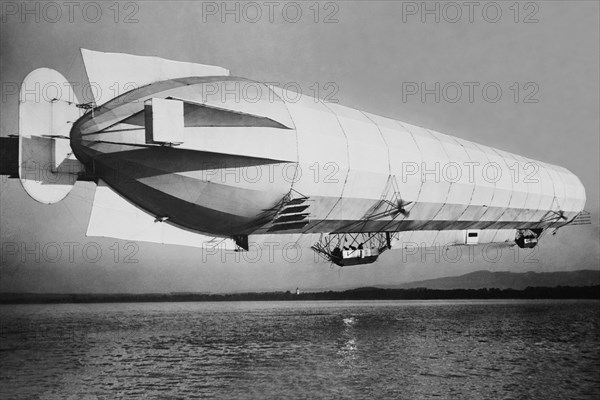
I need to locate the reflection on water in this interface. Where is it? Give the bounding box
[338,316,358,367]
[0,300,599,399]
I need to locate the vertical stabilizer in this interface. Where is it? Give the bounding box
[81,48,230,106]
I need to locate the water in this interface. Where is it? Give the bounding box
[1,300,598,399]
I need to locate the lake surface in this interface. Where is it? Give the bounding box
[1,300,598,399]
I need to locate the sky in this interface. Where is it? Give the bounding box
[1,0,599,293]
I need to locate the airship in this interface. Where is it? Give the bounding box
[8,49,589,266]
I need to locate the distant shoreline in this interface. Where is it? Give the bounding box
[1,285,598,304]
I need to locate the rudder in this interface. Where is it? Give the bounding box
[18,68,84,204]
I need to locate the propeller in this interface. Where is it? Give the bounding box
[396,199,413,217]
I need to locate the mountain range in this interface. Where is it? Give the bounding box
[386,269,600,290]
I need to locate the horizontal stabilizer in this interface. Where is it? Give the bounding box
[87,180,236,249]
[81,49,230,106]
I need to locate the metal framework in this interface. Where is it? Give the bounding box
[311,231,394,266]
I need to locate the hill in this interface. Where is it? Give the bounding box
[390,269,600,290]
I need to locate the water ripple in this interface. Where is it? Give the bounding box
[0,300,598,399]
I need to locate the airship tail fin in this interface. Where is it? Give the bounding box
[18,68,84,204]
[87,180,237,249]
[80,48,230,106]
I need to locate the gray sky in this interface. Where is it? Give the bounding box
[1,1,599,293]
